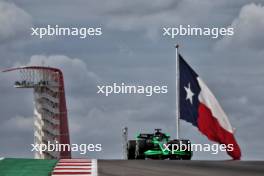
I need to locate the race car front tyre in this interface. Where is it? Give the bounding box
[135,140,146,159]
[127,140,136,159]
[168,139,192,160]
[170,155,181,160]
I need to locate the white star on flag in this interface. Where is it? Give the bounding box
[184,82,194,104]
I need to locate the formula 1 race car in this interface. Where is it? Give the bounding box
[127,129,192,160]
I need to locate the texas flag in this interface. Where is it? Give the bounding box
[179,54,241,160]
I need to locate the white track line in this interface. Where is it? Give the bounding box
[0,157,4,161]
[56,163,91,166]
[52,159,97,176]
[55,166,90,169]
[91,160,97,176]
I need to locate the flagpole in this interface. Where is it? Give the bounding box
[175,44,180,139]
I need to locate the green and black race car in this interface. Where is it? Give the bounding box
[127,129,192,160]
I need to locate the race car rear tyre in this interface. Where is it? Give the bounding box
[127,140,136,159]
[135,140,146,159]
[168,139,192,160]
[170,155,181,160]
[181,154,192,160]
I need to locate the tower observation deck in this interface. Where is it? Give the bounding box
[3,66,71,159]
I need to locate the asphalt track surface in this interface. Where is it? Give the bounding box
[98,160,264,176]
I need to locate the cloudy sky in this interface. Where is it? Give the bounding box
[0,0,264,160]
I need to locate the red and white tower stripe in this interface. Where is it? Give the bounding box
[52,159,97,176]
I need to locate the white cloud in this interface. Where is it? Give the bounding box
[104,0,232,39]
[215,3,264,51]
[26,55,100,92]
[0,1,32,42]
[1,116,33,132]
[12,0,233,39]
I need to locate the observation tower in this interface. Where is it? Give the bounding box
[3,66,71,159]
